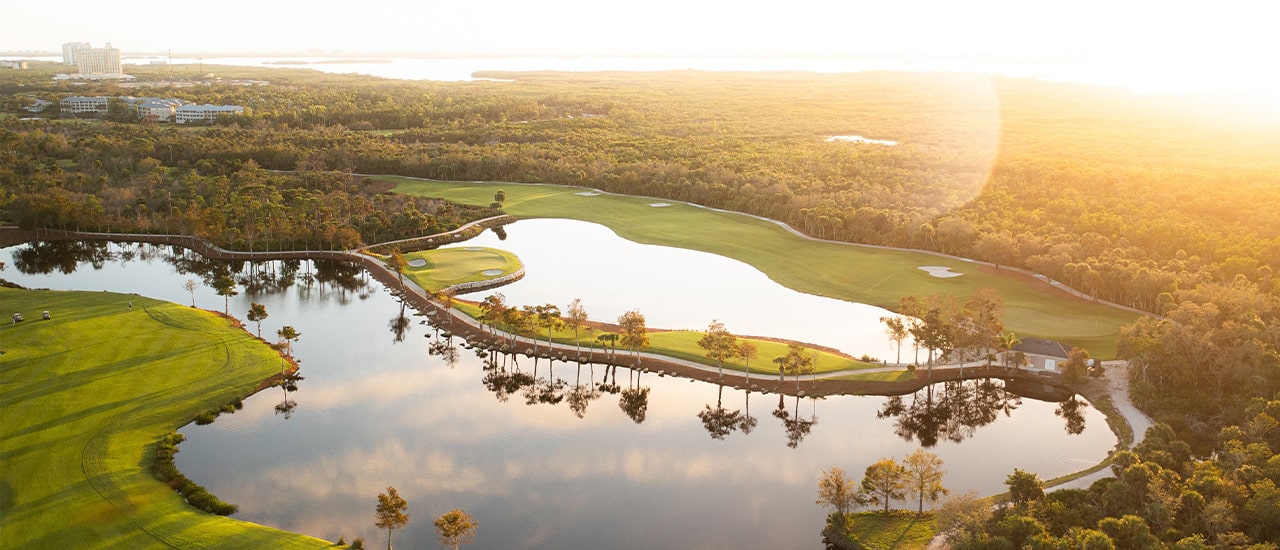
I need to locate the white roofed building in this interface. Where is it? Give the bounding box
[175,104,245,124]
[60,96,109,114]
[134,97,186,121]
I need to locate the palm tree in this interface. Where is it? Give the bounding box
[247,302,268,338]
[533,303,562,352]
[213,273,237,315]
[565,298,589,354]
[738,341,757,384]
[881,316,908,365]
[775,343,815,392]
[385,249,407,289]
[276,325,300,373]
[998,331,1022,371]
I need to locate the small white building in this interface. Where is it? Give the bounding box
[175,104,245,124]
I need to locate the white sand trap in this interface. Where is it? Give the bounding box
[407,259,427,267]
[919,266,963,278]
[481,269,504,276]
[649,202,672,208]
[465,247,483,251]
[575,191,601,196]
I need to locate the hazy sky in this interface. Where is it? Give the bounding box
[6,1,1278,98]
[6,0,1273,57]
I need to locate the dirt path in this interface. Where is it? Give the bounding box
[1050,360,1153,491]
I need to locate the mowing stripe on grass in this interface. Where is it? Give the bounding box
[0,287,331,549]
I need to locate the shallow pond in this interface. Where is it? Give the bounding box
[3,240,1114,549]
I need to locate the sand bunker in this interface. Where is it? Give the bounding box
[919,266,963,278]
[407,259,427,267]
[649,202,672,208]
[826,135,898,146]
[465,247,483,251]
[575,191,602,196]
[481,269,504,276]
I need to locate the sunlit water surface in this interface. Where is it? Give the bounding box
[3,235,1113,549]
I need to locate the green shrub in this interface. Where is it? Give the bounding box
[151,431,238,515]
[194,410,218,425]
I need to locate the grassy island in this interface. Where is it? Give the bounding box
[399,246,522,292]
[0,287,330,549]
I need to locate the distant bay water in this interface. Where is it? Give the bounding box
[9,53,1277,100]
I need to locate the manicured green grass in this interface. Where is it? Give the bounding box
[840,511,937,550]
[831,370,918,382]
[645,331,876,374]
[395,247,522,292]
[452,302,875,373]
[0,288,332,549]
[382,177,1138,358]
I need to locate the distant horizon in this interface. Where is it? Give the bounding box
[6,0,1279,103]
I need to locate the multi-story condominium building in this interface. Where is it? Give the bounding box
[134,97,186,121]
[62,42,91,65]
[60,96,109,114]
[175,104,245,124]
[76,43,122,76]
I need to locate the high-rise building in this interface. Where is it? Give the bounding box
[62,42,90,65]
[76,43,122,76]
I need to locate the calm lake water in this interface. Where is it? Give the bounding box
[447,218,903,360]
[3,234,1114,549]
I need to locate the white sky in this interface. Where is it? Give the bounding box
[5,0,1279,97]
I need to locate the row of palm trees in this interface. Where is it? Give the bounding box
[473,293,650,364]
[879,291,1032,373]
[697,319,816,390]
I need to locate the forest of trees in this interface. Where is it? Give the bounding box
[5,63,1280,547]
[4,64,1277,312]
[939,410,1280,549]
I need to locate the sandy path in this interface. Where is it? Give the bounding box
[1050,360,1153,491]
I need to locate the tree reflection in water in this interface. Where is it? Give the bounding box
[480,350,535,403]
[427,334,459,368]
[274,372,304,419]
[698,383,744,440]
[12,241,1096,455]
[877,379,1027,447]
[12,240,112,274]
[773,393,818,448]
[1055,394,1089,435]
[618,368,649,424]
[739,391,759,435]
[389,302,411,343]
[566,363,603,419]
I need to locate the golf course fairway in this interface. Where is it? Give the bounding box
[0,287,330,549]
[383,176,1140,358]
